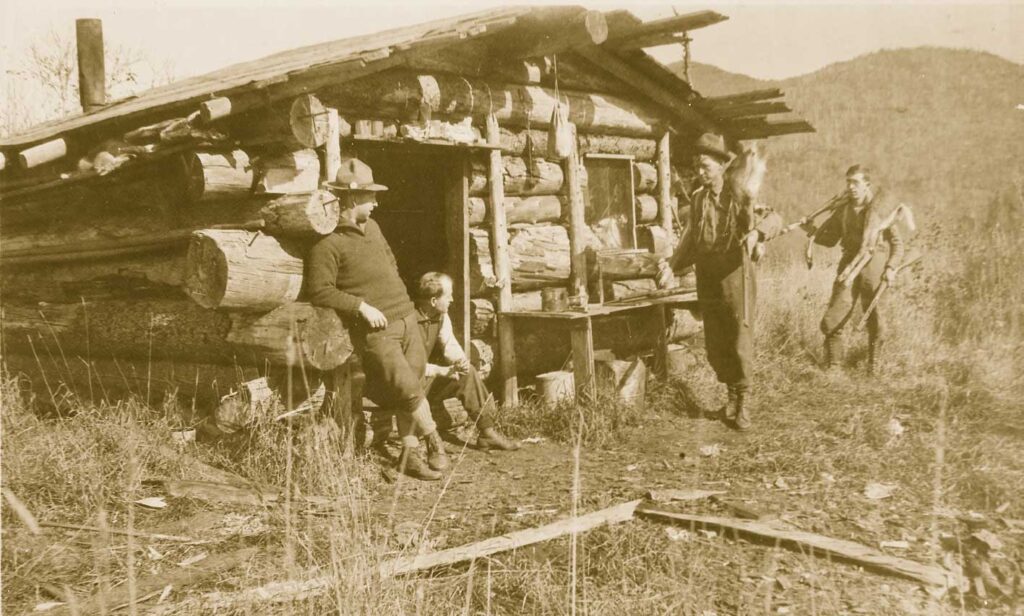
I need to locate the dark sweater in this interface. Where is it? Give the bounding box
[306,218,414,323]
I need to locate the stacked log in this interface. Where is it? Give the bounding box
[326,70,670,137]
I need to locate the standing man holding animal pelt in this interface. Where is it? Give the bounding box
[658,133,782,431]
[802,165,907,374]
[307,158,450,481]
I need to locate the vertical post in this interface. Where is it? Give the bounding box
[446,153,471,349]
[324,108,342,183]
[657,131,676,247]
[486,114,517,405]
[570,317,595,402]
[75,19,106,113]
[564,125,589,304]
[652,305,669,379]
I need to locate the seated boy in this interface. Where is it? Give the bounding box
[414,272,519,451]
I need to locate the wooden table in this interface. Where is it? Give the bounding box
[497,291,698,404]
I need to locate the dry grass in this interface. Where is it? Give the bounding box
[2,190,1022,614]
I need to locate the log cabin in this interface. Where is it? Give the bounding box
[0,7,812,422]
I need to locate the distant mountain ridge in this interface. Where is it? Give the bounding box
[670,48,1024,226]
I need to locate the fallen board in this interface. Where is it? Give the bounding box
[637,507,960,588]
[152,499,642,610]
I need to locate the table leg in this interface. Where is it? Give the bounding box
[497,314,518,407]
[570,318,595,403]
[652,304,669,379]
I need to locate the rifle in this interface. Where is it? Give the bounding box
[856,250,922,330]
[777,192,847,269]
[837,204,917,287]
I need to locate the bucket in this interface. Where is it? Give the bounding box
[541,287,569,312]
[595,357,647,408]
[537,370,575,406]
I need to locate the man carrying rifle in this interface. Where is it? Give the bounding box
[802,165,905,374]
[658,133,782,432]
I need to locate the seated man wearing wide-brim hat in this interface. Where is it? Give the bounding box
[307,158,450,481]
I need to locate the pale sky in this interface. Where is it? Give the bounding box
[0,0,1020,88]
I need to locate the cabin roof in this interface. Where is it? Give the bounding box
[0,6,811,153]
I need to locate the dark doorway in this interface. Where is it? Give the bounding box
[355,146,449,291]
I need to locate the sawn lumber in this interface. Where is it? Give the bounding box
[637,506,960,588]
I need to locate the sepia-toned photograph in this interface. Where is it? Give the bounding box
[1,1,1021,613]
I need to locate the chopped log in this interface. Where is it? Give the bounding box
[18,138,67,169]
[199,97,233,123]
[467,197,487,225]
[493,9,607,60]
[469,338,494,380]
[498,128,657,160]
[381,499,641,577]
[289,94,330,148]
[637,507,960,588]
[469,156,564,197]
[259,190,340,236]
[589,249,660,281]
[226,303,353,370]
[2,352,261,411]
[253,149,320,194]
[0,247,187,303]
[471,226,572,292]
[470,298,495,337]
[637,224,673,256]
[2,299,350,370]
[334,71,667,136]
[468,195,565,226]
[183,150,253,202]
[185,229,305,311]
[632,161,658,193]
[636,195,658,223]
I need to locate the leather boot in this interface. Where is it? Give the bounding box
[718,386,738,422]
[476,427,521,451]
[824,334,843,370]
[867,336,882,376]
[424,431,451,472]
[733,391,751,432]
[397,446,441,481]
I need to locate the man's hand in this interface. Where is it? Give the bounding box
[883,266,897,286]
[799,218,817,235]
[655,259,675,290]
[446,360,470,378]
[357,302,388,330]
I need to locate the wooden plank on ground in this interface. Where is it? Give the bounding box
[638,507,960,588]
[645,488,724,504]
[157,500,642,610]
[380,499,641,577]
